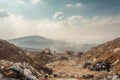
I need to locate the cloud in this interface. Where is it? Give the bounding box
[65,4,73,8]
[0,9,120,44]
[68,16,88,24]
[17,0,25,4]
[51,15,120,43]
[53,11,65,20]
[0,9,10,17]
[17,0,40,4]
[31,0,40,4]
[65,3,82,8]
[26,15,120,44]
[76,3,81,7]
[65,16,120,43]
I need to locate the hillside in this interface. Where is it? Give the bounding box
[8,36,97,52]
[0,39,52,75]
[45,38,120,80]
[77,38,120,73]
[0,39,32,62]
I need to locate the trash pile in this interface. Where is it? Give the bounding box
[0,39,53,78]
[0,60,39,80]
[90,60,111,71]
[77,38,120,73]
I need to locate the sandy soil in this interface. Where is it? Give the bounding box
[46,60,108,80]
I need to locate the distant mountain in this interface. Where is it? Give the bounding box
[8,36,53,49]
[8,36,97,52]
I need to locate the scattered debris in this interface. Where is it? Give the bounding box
[0,37,120,80]
[0,60,39,80]
[82,74,94,79]
[83,62,92,69]
[91,60,111,71]
[114,48,120,53]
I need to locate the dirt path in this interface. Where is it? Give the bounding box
[46,60,108,80]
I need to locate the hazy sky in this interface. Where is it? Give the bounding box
[0,0,120,44]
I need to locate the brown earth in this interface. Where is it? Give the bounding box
[77,38,120,73]
[0,39,32,63]
[0,38,120,80]
[0,39,51,74]
[46,60,109,80]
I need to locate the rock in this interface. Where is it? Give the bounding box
[82,62,92,69]
[112,75,118,80]
[112,59,120,66]
[114,48,120,53]
[82,74,94,79]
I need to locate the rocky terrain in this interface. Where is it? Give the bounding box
[0,39,31,63]
[45,38,120,80]
[0,39,52,78]
[77,38,120,73]
[0,38,120,80]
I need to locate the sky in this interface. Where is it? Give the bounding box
[0,0,120,44]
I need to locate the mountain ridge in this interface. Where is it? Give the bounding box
[8,35,97,52]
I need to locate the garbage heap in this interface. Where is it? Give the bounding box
[0,60,42,80]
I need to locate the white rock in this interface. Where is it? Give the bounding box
[114,48,120,53]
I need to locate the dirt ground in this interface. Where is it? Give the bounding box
[46,60,109,80]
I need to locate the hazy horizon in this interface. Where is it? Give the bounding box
[5,35,116,44]
[0,0,120,44]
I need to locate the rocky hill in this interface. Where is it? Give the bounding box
[0,39,52,74]
[77,38,120,73]
[0,39,32,62]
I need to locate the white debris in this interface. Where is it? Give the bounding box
[111,59,120,66]
[112,75,118,80]
[114,48,120,53]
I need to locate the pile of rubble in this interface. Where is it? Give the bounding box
[77,38,120,73]
[0,60,41,80]
[91,60,111,71]
[46,59,120,80]
[0,39,54,79]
